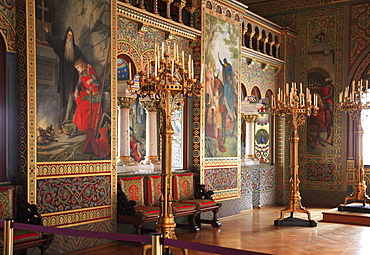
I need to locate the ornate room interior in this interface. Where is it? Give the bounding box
[1,0,370,254]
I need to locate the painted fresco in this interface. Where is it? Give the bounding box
[35,0,111,162]
[203,11,240,158]
[300,7,344,190]
[306,29,335,155]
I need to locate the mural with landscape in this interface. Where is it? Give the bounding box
[203,11,240,158]
[35,0,111,162]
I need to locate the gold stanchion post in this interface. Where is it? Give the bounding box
[3,219,14,255]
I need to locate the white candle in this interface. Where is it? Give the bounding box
[128,62,131,80]
[171,59,174,77]
[352,80,355,95]
[162,42,164,59]
[176,44,179,62]
[182,51,185,68]
[188,58,190,77]
[286,83,289,95]
[191,59,194,78]
[271,95,274,107]
[146,59,150,78]
[154,56,157,77]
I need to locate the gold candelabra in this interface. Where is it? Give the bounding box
[128,44,201,244]
[271,82,318,226]
[338,79,370,207]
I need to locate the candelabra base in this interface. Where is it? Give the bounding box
[338,203,370,213]
[274,216,317,227]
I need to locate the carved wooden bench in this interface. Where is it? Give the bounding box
[173,173,222,229]
[117,172,221,234]
[0,185,54,255]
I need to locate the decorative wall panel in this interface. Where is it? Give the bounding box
[27,0,117,227]
[300,7,344,191]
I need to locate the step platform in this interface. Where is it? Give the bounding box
[322,204,370,226]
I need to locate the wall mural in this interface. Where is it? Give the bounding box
[300,7,344,191]
[27,0,116,227]
[203,11,239,158]
[35,0,111,162]
[201,6,241,201]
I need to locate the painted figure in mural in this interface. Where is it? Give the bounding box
[44,26,87,132]
[321,78,334,116]
[71,59,103,138]
[307,84,333,150]
[218,53,236,138]
[205,63,226,155]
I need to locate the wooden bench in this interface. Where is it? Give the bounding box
[173,173,222,228]
[117,172,221,234]
[0,185,54,255]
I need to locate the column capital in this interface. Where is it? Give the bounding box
[140,100,158,112]
[242,113,257,122]
[117,97,136,109]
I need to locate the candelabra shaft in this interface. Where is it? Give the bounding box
[277,112,312,221]
[156,90,177,240]
[342,111,370,206]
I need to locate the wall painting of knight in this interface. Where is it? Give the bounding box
[34,0,112,162]
[203,9,240,159]
[27,0,116,226]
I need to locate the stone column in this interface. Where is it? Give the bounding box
[117,96,137,169]
[243,113,258,165]
[140,100,161,170]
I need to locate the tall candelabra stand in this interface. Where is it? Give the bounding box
[128,44,201,254]
[271,82,318,227]
[338,79,370,212]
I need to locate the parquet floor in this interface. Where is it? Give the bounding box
[66,206,370,255]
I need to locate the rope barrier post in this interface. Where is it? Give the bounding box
[3,219,14,255]
[151,233,162,255]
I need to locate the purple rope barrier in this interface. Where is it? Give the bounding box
[164,238,270,255]
[13,222,149,243]
[6,221,271,255]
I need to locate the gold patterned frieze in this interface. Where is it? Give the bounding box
[36,162,111,177]
[41,206,112,227]
[203,158,239,168]
[117,3,201,40]
[140,100,158,112]
[212,189,239,201]
[117,96,136,109]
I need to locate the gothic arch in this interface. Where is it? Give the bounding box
[353,47,370,81]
